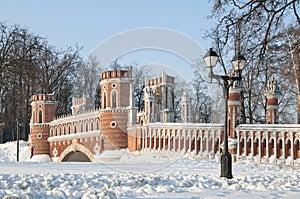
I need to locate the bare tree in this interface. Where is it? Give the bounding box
[208,0,300,123]
[73,55,101,98]
[131,64,152,112]
[0,22,82,142]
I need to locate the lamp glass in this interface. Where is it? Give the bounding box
[232,54,246,71]
[203,48,219,68]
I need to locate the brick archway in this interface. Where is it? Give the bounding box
[58,143,94,162]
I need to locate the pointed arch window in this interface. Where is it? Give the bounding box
[111,90,117,108]
[103,91,107,109]
[38,110,43,123]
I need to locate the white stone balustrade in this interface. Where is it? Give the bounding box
[236,124,300,165]
[141,123,223,157]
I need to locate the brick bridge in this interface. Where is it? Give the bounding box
[29,69,300,166]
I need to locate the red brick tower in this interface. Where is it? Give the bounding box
[29,93,56,157]
[264,77,279,124]
[100,69,133,150]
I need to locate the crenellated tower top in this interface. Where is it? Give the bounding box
[101,69,132,80]
[265,77,280,96]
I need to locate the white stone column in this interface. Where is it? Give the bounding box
[206,131,209,156]
[266,132,269,160]
[274,132,277,164]
[200,131,203,154]
[153,130,157,151]
[212,131,215,156]
[194,130,197,154]
[237,130,240,160]
[188,130,192,153]
[258,131,261,162]
[158,132,161,150]
[251,131,254,159]
[244,132,247,156]
[291,131,294,164]
[149,129,152,150]
[163,133,166,151]
[178,132,181,153]
[282,131,286,164]
[183,130,186,153]
[167,129,171,152]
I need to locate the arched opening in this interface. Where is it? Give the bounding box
[278,139,283,158]
[239,138,245,156]
[214,137,219,154]
[261,138,266,157]
[62,151,91,162]
[295,139,300,159]
[38,110,43,123]
[269,138,275,157]
[253,138,258,156]
[286,139,291,158]
[246,137,251,156]
[111,90,117,108]
[103,92,107,109]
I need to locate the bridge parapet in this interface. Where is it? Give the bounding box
[236,124,300,165]
[49,111,100,137]
[134,123,223,158]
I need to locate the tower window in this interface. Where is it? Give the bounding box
[110,121,117,128]
[112,83,117,88]
[111,90,117,108]
[38,110,43,123]
[103,92,107,109]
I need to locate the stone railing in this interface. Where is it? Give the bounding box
[236,124,300,165]
[141,123,223,158]
[49,110,100,137]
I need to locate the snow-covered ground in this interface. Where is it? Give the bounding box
[1,141,300,198]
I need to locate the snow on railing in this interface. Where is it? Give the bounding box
[141,123,223,159]
[236,124,300,165]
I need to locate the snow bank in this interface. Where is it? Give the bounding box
[28,154,52,162]
[0,141,30,162]
[0,167,300,199]
[1,141,300,198]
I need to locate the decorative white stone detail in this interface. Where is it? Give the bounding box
[53,147,58,157]
[37,133,43,139]
[94,143,100,155]
[110,121,117,128]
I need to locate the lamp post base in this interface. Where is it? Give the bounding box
[220,152,233,179]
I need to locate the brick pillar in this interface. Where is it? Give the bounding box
[264,77,280,124]
[228,85,241,156]
[228,86,241,138]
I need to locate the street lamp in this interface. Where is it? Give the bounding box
[203,48,246,179]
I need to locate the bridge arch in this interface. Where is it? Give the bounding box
[58,143,94,162]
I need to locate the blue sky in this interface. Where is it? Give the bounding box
[0,0,215,78]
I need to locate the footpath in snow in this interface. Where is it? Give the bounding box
[0,141,300,198]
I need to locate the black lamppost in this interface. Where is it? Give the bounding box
[203,48,246,179]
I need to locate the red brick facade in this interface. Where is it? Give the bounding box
[30,94,56,156]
